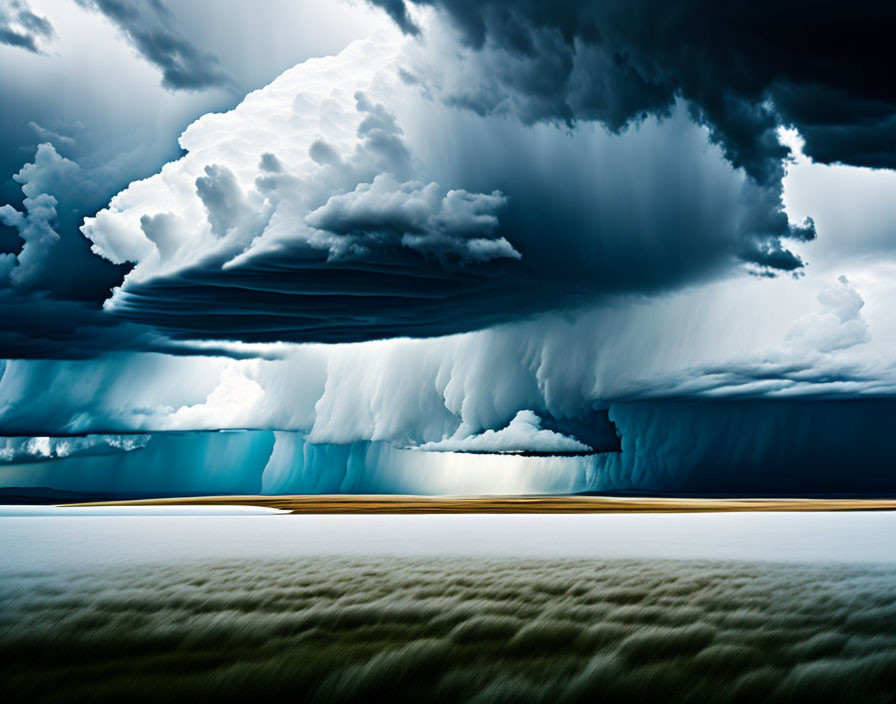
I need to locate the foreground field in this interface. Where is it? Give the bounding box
[4,556,896,702]
[68,494,896,513]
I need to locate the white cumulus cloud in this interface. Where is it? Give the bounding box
[416,410,591,454]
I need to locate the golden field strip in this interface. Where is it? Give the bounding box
[65,494,896,513]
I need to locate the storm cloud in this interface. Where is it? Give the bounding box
[7,395,896,496]
[1,1,896,476]
[75,0,235,92]
[0,143,193,359]
[373,1,896,176]
[78,33,817,345]
[0,0,53,53]
[3,269,896,495]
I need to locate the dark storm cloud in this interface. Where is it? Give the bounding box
[372,0,896,176]
[600,399,896,495]
[0,146,265,359]
[6,2,881,355]
[372,0,420,35]
[91,80,816,345]
[0,292,163,359]
[0,0,245,359]
[363,0,895,283]
[100,246,529,343]
[68,3,846,348]
[0,144,129,299]
[75,0,235,91]
[357,0,896,291]
[0,0,53,53]
[0,290,273,359]
[4,557,896,702]
[0,144,149,358]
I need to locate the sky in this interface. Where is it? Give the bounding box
[1,0,895,496]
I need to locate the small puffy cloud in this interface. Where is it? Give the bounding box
[10,142,82,201]
[27,121,76,150]
[306,174,517,263]
[164,362,266,430]
[0,0,54,53]
[258,153,283,173]
[0,434,149,464]
[139,212,182,259]
[0,191,59,287]
[787,276,870,353]
[417,410,591,453]
[195,164,251,237]
[0,143,81,291]
[0,143,125,296]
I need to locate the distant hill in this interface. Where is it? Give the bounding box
[0,487,211,505]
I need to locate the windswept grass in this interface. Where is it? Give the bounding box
[3,557,896,702]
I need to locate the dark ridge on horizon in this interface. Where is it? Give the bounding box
[0,486,215,505]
